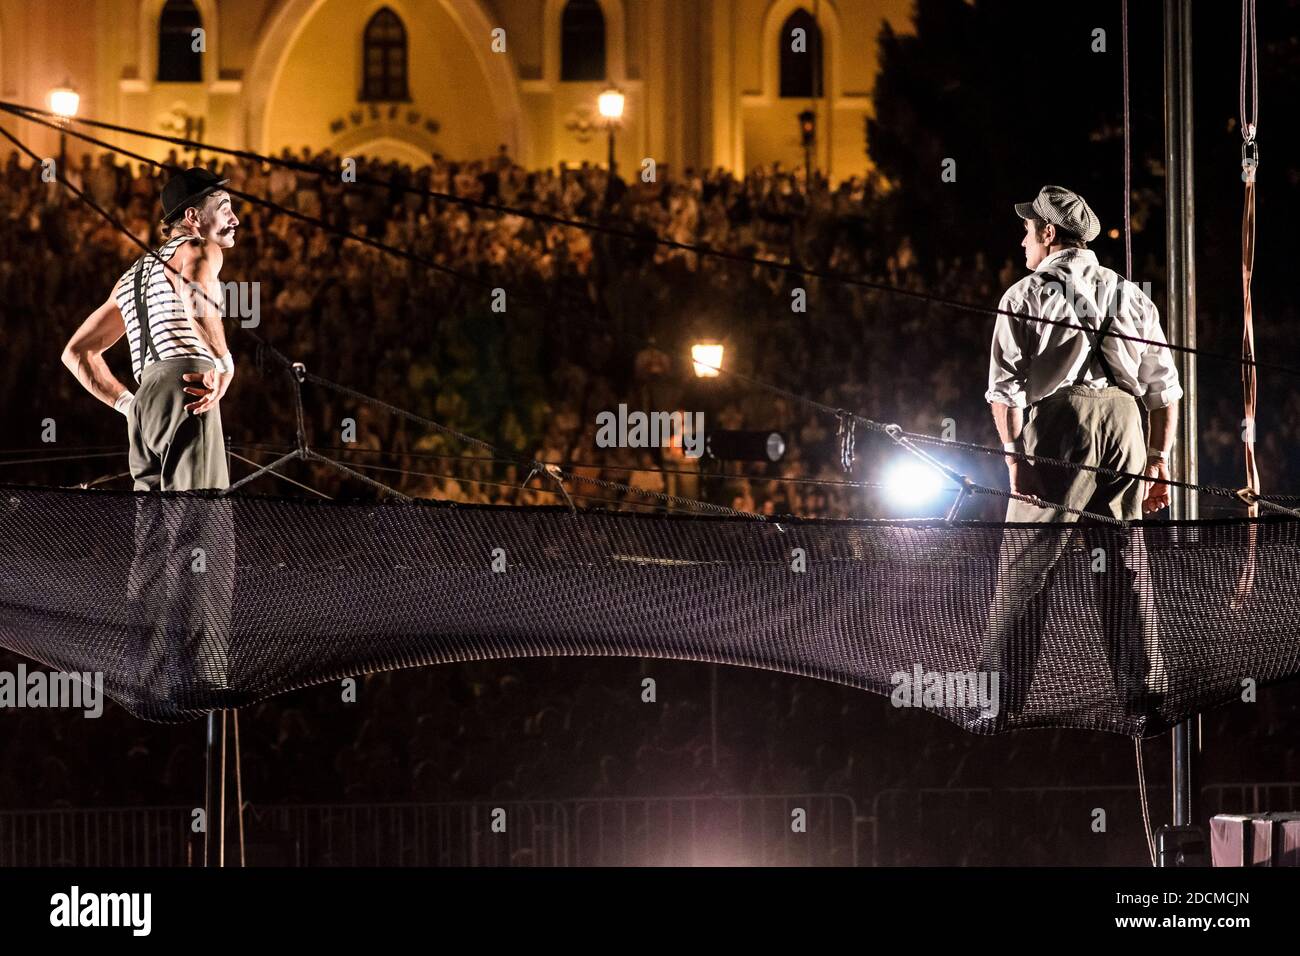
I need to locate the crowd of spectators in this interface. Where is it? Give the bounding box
[6,147,1292,514]
[2,147,1298,865]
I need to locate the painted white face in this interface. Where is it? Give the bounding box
[188,190,239,248]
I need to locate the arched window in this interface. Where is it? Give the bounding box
[361,8,409,101]
[158,0,203,83]
[560,0,606,82]
[779,8,824,99]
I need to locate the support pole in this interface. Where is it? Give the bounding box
[1163,0,1200,841]
[710,664,719,771]
[203,710,226,866]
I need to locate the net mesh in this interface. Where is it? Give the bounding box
[1,481,1297,737]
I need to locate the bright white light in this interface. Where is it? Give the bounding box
[598,88,625,120]
[49,87,80,119]
[884,459,947,509]
[691,343,724,378]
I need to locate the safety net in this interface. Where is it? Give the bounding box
[1,481,1297,737]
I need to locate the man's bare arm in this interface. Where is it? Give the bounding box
[1147,400,1178,455]
[177,242,234,414]
[61,290,131,409]
[989,401,1032,495]
[989,401,1024,449]
[1139,399,1178,514]
[178,244,230,360]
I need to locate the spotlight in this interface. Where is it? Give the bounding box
[884,459,948,509]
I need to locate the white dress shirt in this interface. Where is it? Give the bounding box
[985,248,1183,410]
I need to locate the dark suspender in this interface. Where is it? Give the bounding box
[133,252,162,372]
[1074,312,1121,386]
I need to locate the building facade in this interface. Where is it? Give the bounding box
[0,0,911,182]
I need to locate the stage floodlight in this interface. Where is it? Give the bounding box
[884,458,947,509]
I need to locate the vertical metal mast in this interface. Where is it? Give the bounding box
[1163,0,1199,838]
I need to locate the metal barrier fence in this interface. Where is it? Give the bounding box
[867,782,1300,865]
[0,806,195,867]
[570,794,857,866]
[1202,783,1300,815]
[8,784,1294,866]
[0,793,858,867]
[868,785,1174,866]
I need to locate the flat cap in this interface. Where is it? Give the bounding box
[1014,184,1100,243]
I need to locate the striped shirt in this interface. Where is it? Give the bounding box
[113,235,219,384]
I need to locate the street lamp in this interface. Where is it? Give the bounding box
[691,342,724,378]
[598,87,625,206]
[687,333,724,775]
[798,109,816,192]
[49,81,80,173]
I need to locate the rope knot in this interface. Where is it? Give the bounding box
[1242,140,1259,182]
[835,411,856,472]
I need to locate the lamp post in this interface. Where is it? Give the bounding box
[598,87,625,207]
[798,109,816,193]
[48,81,80,174]
[691,339,724,772]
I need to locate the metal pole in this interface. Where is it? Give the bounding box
[711,664,719,770]
[1163,0,1199,835]
[202,710,228,867]
[606,125,616,206]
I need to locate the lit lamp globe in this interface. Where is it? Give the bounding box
[691,343,724,378]
[49,86,80,119]
[597,88,625,121]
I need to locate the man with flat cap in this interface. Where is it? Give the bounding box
[976,184,1182,728]
[61,166,241,712]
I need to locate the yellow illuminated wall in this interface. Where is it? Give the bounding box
[0,0,913,183]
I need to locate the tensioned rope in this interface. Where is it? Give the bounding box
[231,440,905,494]
[1,109,1129,525]
[235,445,691,513]
[0,444,122,455]
[1,98,1295,381]
[228,450,333,500]
[899,428,1299,519]
[1234,0,1262,607]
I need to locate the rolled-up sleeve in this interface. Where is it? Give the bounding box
[1135,295,1184,410]
[985,290,1030,408]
